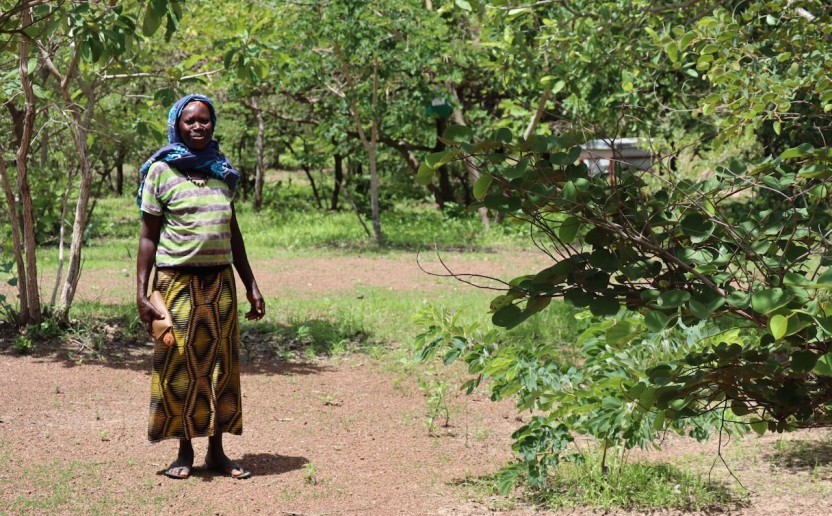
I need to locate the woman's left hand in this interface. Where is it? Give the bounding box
[245,285,265,321]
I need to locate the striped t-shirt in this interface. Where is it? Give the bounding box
[140,162,235,268]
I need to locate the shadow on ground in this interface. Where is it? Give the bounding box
[766,438,832,470]
[0,308,376,377]
[154,453,308,481]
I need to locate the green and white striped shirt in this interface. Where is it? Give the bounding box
[140,162,235,268]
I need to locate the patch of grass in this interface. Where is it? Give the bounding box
[236,194,524,255]
[9,459,169,514]
[531,459,737,511]
[769,437,832,474]
[64,194,525,270]
[458,455,740,513]
[303,461,319,485]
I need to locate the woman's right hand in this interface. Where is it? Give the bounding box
[137,296,163,337]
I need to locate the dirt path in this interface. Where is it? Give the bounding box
[62,249,552,305]
[0,352,530,515]
[2,252,832,514]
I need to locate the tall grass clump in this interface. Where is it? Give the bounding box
[532,457,736,511]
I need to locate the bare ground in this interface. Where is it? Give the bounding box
[1,252,831,515]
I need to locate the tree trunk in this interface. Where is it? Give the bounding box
[331,153,343,210]
[50,167,75,308]
[302,163,323,209]
[368,117,382,243]
[434,117,455,207]
[336,45,383,244]
[0,156,26,326]
[43,62,96,320]
[446,82,490,229]
[523,87,553,140]
[6,102,25,147]
[115,144,125,196]
[252,96,266,212]
[15,0,41,324]
[57,101,95,319]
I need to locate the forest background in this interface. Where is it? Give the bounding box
[2,0,832,513]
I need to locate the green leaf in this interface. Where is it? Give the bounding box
[606,320,640,345]
[472,174,492,200]
[589,249,619,272]
[492,304,530,329]
[727,291,751,309]
[503,157,529,179]
[442,124,473,143]
[731,400,751,416]
[679,31,696,50]
[680,213,714,243]
[558,216,580,244]
[564,289,592,308]
[526,135,549,153]
[798,164,831,180]
[814,353,832,377]
[657,290,691,309]
[416,162,434,185]
[664,42,678,63]
[700,43,719,55]
[493,127,512,143]
[652,410,666,431]
[750,419,768,436]
[779,143,813,160]
[644,310,669,332]
[526,296,551,314]
[589,297,620,316]
[566,146,581,164]
[751,288,791,315]
[561,181,577,202]
[142,7,163,37]
[454,0,473,11]
[790,350,817,374]
[769,314,788,340]
[425,150,455,168]
[550,151,572,166]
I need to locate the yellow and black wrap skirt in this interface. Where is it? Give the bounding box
[148,265,243,442]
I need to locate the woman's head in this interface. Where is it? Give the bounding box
[167,94,218,151]
[178,101,213,151]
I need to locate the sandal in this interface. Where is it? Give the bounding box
[204,454,252,479]
[164,459,192,479]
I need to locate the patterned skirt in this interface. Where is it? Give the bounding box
[147,265,243,442]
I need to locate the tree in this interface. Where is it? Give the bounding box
[0,0,183,324]
[416,0,832,490]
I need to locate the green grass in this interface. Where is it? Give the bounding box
[536,459,737,511]
[459,458,737,512]
[60,193,524,271]
[8,459,166,514]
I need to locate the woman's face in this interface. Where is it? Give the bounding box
[178,101,213,151]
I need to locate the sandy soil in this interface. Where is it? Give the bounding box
[1,252,831,515]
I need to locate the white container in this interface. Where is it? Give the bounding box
[579,138,653,177]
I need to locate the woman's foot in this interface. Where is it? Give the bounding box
[204,451,251,479]
[164,439,194,479]
[164,457,193,479]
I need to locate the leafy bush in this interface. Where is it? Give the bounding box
[414,306,745,490]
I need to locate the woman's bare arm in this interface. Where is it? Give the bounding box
[137,212,163,333]
[230,204,265,320]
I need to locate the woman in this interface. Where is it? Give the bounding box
[136,94,265,480]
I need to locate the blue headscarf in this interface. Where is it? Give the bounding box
[136,94,240,207]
